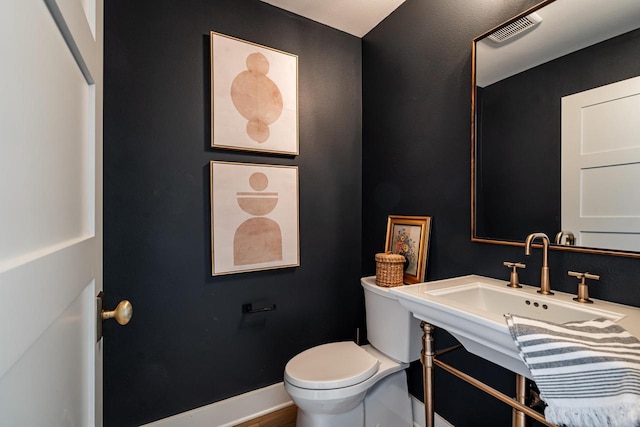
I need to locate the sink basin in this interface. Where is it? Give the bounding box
[430,282,622,323]
[390,275,640,378]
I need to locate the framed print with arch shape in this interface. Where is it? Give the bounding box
[210,31,299,155]
[384,215,432,284]
[210,161,299,276]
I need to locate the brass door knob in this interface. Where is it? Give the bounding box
[96,292,133,341]
[102,300,133,325]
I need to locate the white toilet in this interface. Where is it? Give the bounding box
[284,276,422,427]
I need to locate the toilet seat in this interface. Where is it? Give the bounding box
[284,341,379,390]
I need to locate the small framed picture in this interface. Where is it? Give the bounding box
[210,161,299,276]
[384,215,432,284]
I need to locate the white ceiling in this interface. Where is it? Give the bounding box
[260,0,406,38]
[476,0,640,86]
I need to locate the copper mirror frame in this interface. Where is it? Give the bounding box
[470,0,640,259]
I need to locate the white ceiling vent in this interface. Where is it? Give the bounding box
[487,12,543,44]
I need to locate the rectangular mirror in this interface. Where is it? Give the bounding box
[472,0,640,257]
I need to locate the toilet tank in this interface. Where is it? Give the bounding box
[361,276,422,363]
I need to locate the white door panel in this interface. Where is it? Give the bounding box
[580,231,640,251]
[0,237,96,378]
[0,0,103,424]
[581,91,640,153]
[0,3,92,262]
[561,76,640,250]
[0,281,96,426]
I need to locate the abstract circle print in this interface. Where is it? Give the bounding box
[233,172,283,265]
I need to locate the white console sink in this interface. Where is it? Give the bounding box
[390,275,640,378]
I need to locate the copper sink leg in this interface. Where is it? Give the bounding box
[421,321,435,427]
[513,374,527,427]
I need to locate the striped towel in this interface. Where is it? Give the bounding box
[505,314,640,427]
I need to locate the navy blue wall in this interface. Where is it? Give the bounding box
[104,0,362,425]
[362,0,640,425]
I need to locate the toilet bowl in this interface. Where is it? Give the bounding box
[283,277,422,427]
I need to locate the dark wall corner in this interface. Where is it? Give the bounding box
[362,0,640,425]
[104,0,362,425]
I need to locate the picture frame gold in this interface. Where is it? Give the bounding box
[210,161,299,276]
[384,215,432,284]
[210,31,299,155]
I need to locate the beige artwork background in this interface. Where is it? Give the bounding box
[211,32,298,155]
[211,161,299,275]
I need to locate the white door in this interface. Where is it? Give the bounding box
[0,0,104,425]
[561,75,640,251]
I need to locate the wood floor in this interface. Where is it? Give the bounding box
[234,404,297,427]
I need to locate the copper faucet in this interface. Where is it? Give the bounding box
[554,230,576,246]
[524,233,553,295]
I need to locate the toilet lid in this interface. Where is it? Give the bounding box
[284,341,379,390]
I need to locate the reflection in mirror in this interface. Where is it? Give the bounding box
[472,0,640,256]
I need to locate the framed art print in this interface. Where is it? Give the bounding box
[210,161,299,276]
[210,31,298,155]
[384,215,432,284]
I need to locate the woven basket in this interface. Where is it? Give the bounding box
[375,252,405,287]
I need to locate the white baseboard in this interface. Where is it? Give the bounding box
[142,383,454,427]
[411,395,454,427]
[141,382,293,427]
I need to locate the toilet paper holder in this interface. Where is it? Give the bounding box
[242,303,277,314]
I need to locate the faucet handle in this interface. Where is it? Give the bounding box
[568,271,600,303]
[568,271,600,281]
[503,261,526,288]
